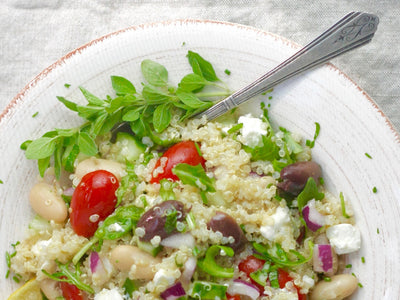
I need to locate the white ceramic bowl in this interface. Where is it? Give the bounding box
[1,20,399,299]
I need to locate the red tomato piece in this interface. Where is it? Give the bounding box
[70,170,119,237]
[238,255,265,292]
[278,269,307,300]
[150,141,206,183]
[226,293,241,300]
[60,281,87,300]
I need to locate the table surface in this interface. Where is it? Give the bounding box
[1,0,399,132]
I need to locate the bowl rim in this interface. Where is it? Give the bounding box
[1,19,399,143]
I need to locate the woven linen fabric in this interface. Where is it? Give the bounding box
[1,0,399,131]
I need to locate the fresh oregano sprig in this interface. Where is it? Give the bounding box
[21,51,231,178]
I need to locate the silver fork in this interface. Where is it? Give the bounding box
[195,12,379,121]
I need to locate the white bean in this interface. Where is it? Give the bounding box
[40,279,62,300]
[110,245,161,280]
[74,157,125,183]
[310,274,358,300]
[29,182,67,223]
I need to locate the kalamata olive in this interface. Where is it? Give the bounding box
[137,200,186,241]
[207,211,247,253]
[277,161,322,195]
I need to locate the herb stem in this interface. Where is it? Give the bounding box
[72,237,99,265]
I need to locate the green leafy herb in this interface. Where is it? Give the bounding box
[187,51,219,82]
[249,261,271,287]
[160,179,177,201]
[365,152,372,159]
[297,177,324,212]
[372,186,378,193]
[197,245,234,278]
[345,264,352,268]
[224,69,231,75]
[191,281,227,299]
[324,276,332,282]
[340,192,351,218]
[64,83,71,88]
[306,122,321,148]
[22,51,229,177]
[0,179,3,184]
[42,260,94,294]
[377,228,380,234]
[253,241,314,268]
[358,282,364,288]
[5,241,20,279]
[32,112,39,118]
[227,123,243,135]
[361,256,365,263]
[95,205,144,240]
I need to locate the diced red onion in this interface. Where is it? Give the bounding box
[302,199,325,232]
[160,282,186,300]
[181,257,197,288]
[63,187,75,197]
[313,244,333,273]
[160,233,195,249]
[226,279,260,300]
[89,251,100,273]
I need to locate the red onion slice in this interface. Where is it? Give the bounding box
[160,282,186,300]
[89,251,100,273]
[181,257,197,288]
[302,199,325,232]
[313,244,333,273]
[227,279,260,300]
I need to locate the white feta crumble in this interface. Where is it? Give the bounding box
[326,224,361,254]
[238,114,268,148]
[153,269,176,286]
[260,206,291,241]
[94,288,123,300]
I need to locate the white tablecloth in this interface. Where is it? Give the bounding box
[1,0,399,131]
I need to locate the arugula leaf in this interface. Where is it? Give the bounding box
[172,163,215,193]
[306,122,321,148]
[95,205,144,240]
[187,51,220,82]
[297,177,324,212]
[141,59,168,87]
[111,76,136,95]
[42,260,94,294]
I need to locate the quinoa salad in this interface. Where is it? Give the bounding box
[6,52,361,300]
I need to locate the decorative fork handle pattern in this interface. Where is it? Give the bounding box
[196,12,379,121]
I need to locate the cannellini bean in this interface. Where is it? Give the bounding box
[40,279,62,300]
[310,274,358,300]
[74,157,125,182]
[110,245,161,280]
[29,182,68,223]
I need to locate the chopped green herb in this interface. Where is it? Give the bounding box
[358,282,364,288]
[340,192,350,218]
[164,208,178,234]
[182,41,186,46]
[5,241,19,279]
[224,69,231,75]
[365,152,372,159]
[323,276,332,282]
[12,274,22,283]
[191,281,227,299]
[319,177,325,185]
[268,96,273,100]
[306,122,321,148]
[192,246,200,257]
[32,111,39,118]
[377,228,380,234]
[361,256,365,263]
[372,186,377,193]
[345,264,352,268]
[64,83,71,88]
[186,212,196,230]
[194,142,203,157]
[123,278,138,297]
[160,179,178,201]
[297,178,324,213]
[0,179,3,184]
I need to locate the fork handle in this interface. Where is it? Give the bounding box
[196,12,379,120]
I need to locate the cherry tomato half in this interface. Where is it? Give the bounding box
[226,293,241,300]
[70,170,119,237]
[278,269,307,300]
[60,281,87,300]
[150,141,206,183]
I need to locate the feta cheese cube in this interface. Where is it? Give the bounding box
[238,114,268,148]
[260,206,291,241]
[326,224,361,254]
[94,288,123,300]
[153,269,176,286]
